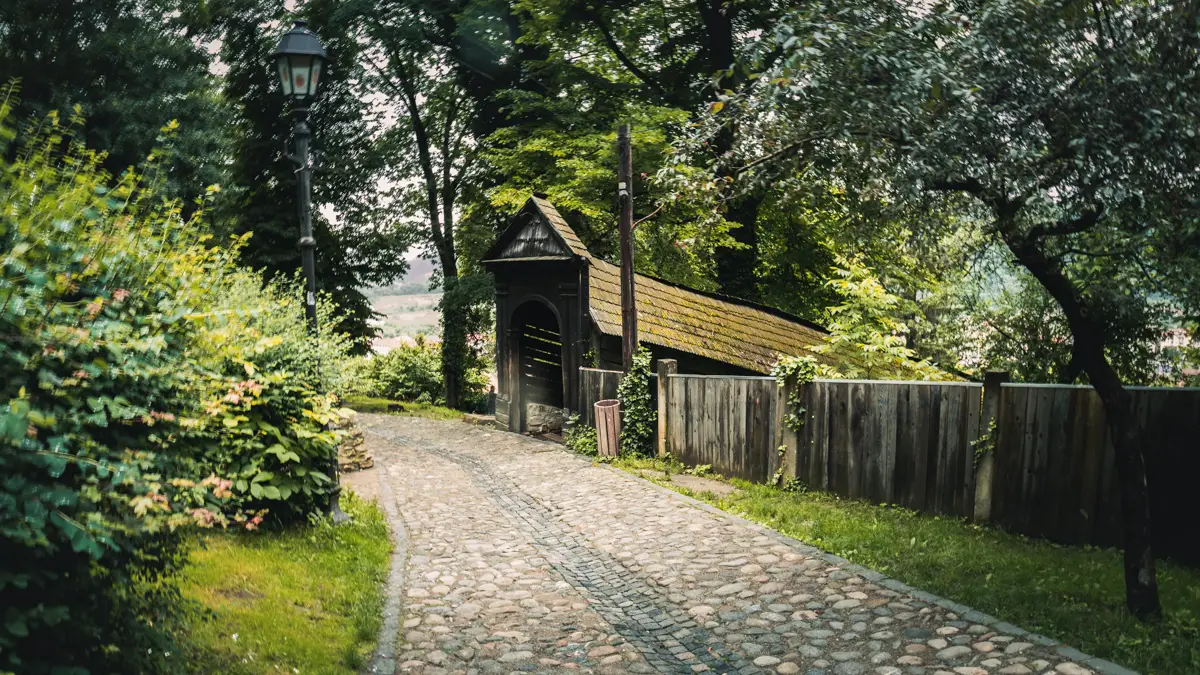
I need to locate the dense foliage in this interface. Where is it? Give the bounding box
[0,101,349,673]
[344,340,444,404]
[563,414,599,457]
[814,255,955,381]
[0,0,228,203]
[695,0,1200,619]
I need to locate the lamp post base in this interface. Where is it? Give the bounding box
[329,485,351,524]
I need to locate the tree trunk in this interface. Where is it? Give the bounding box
[715,193,763,300]
[1082,350,1162,620]
[440,277,467,410]
[1001,224,1162,620]
[436,235,465,410]
[696,0,762,301]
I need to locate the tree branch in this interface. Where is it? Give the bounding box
[633,204,663,228]
[1030,203,1106,239]
[582,9,666,95]
[738,133,832,171]
[929,177,985,194]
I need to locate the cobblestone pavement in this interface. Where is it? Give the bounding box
[359,414,1122,675]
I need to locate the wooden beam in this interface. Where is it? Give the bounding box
[618,123,638,370]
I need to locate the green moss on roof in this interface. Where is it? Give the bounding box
[527,196,838,375]
[587,259,837,374]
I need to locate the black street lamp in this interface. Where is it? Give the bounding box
[272,19,349,524]
[273,19,324,333]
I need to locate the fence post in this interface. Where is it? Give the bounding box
[656,359,678,458]
[774,376,797,486]
[973,371,1010,521]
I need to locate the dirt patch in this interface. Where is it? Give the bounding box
[340,466,380,504]
[662,472,739,498]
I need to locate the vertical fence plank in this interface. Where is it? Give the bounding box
[961,383,981,518]
[911,384,932,511]
[811,382,828,489]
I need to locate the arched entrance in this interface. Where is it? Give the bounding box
[511,300,565,431]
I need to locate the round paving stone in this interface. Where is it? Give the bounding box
[833,662,869,675]
[935,646,972,661]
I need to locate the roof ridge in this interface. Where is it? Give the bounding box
[529,196,592,259]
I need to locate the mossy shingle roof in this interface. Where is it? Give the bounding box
[524,198,835,374]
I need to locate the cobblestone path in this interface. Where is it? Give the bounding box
[359,414,1119,675]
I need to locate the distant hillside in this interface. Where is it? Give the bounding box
[364,258,438,299]
[367,258,441,353]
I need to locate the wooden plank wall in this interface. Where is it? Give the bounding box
[578,368,623,426]
[576,368,659,426]
[991,384,1200,564]
[665,375,780,483]
[519,321,564,407]
[786,380,982,518]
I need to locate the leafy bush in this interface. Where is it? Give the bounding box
[184,271,353,523]
[617,347,655,456]
[815,254,957,381]
[344,339,444,403]
[0,98,349,673]
[563,414,598,456]
[0,103,231,673]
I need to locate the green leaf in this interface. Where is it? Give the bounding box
[5,617,29,638]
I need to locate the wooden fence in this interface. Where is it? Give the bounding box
[579,368,623,426]
[989,383,1200,563]
[781,380,982,518]
[572,363,1200,564]
[578,368,657,426]
[663,375,780,482]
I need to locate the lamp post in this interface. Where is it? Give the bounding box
[272,19,348,524]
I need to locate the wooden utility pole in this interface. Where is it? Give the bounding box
[618,124,638,371]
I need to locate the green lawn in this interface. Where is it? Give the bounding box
[178,493,391,675]
[341,394,464,420]
[615,456,1200,675]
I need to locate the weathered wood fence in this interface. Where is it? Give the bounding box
[664,375,780,482]
[579,368,623,426]
[780,380,982,518]
[578,367,656,426]
[574,364,1200,564]
[989,383,1200,562]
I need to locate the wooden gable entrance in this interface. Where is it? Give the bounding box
[481,196,587,432]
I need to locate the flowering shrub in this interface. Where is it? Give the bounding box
[0,96,350,673]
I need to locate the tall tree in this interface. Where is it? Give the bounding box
[0,0,228,201]
[715,0,1200,619]
[213,0,410,348]
[353,0,493,407]
[516,0,793,300]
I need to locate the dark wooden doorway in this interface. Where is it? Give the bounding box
[513,301,564,429]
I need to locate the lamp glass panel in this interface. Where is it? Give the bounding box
[290,55,313,100]
[276,57,293,96]
[308,59,323,98]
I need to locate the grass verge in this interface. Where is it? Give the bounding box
[341,394,464,420]
[612,455,1200,675]
[178,492,391,675]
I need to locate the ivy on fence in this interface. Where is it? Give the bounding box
[769,355,819,486]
